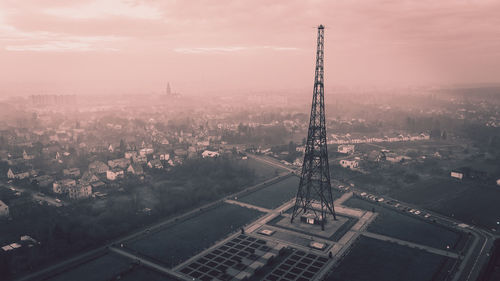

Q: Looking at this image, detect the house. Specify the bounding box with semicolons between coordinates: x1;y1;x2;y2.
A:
451;171;464;180
88;161;109;174
124;151;137;159
90;181;105;189
147;159;163;169
139;148;154;156
53;179;76;194
127;163;144;175
63;168;81;178
367;150;385;162
132;155;147;164
7;167;30;180
80;171;100;184
187;146;197;159
108;158;130;169
295;146;305;153
158;153;170;161
68;184;92;200
385;153;410;163
106;169;124;181
339;159;359;169
202;150;220;158
174;148;188;157
22;150;34;160
338;145;355;154
0;200;9;217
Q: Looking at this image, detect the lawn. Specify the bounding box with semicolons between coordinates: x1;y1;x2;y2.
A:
45;253;131;281
126;203;263;267
119;266;178;281
325;236;453;281
343;197;463;250
243;157;287;180
392;177;500;230
237;176;300;209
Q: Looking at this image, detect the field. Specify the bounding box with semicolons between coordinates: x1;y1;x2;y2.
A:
243;157;287;180
391;177;500;230
343;197;463;250
325;236;453;281
45;252;132;281
238;176;343;210
126;203;263;267
237;176;300;209
118;266;178;281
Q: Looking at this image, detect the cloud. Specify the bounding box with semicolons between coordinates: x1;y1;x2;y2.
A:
5;42;119;52
42;0;163;20
174;46;300;54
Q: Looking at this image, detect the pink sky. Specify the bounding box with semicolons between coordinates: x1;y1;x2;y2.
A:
1;0;500;96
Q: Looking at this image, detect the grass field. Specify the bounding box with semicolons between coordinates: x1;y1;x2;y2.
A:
391;177;500;230
118;266;178;281
325;236;453;281
344;197;463;250
244;157;287;180
46;253;131;281
238;176;343;210
237;176;300;209
126;203;263;267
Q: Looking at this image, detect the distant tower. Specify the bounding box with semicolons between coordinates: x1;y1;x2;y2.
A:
166;82;171;96
291;25;336;230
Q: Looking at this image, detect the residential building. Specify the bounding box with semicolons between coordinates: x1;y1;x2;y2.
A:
63;168;81;178
7;167;30;180
147;159;163;169
88;161;109;174
367;150;385;162
338;145;355;154
127;163;144;175
339;159;359;169
132;155;147;164
202;150;219;158
53;179;76;194
124;151;137;159
22;150;34;160
106;169;124;181
108;158;130;169
451;171;464;180
68;184;92;200
0;200;9;217
139;148;154;156
80;171;100;184
158;153;170;161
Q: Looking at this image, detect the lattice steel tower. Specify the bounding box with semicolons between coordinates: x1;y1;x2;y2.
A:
291;25;336;230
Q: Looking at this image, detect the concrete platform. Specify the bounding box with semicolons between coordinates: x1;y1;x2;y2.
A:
275;215;349;239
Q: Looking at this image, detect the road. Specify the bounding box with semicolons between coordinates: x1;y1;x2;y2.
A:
246;153;298;173
1;181;64;207
109;247;187;280
363;231;460;258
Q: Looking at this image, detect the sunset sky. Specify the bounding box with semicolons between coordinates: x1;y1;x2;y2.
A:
1;0;499;96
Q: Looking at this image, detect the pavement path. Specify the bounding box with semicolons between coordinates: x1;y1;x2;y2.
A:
363;231;460;258
109;247;189;280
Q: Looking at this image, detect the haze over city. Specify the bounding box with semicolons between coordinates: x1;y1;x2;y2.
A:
1;1;500;281
1;0;500;96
